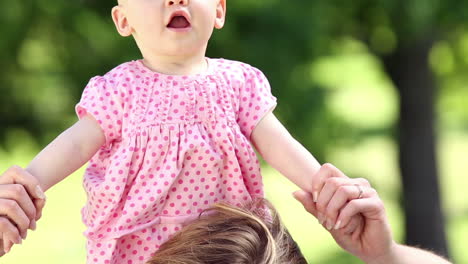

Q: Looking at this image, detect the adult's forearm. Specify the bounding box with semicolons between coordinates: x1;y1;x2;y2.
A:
365;244;452;264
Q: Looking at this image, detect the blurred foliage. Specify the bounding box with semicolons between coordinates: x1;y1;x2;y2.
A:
2;0;468;153
1;0;468;263
1;0;468;156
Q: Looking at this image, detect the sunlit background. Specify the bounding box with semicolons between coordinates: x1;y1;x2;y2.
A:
1;0;467;263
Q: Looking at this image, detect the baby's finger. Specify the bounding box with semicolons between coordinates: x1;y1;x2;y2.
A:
311;163;347;203
0;198;31;237
292;190;318;217
0;184;37;227
0;166;46;202
34;198;46;221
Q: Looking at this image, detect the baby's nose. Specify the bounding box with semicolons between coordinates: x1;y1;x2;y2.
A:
166;0;188;6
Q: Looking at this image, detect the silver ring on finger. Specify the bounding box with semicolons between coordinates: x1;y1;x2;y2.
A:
354;184;364;199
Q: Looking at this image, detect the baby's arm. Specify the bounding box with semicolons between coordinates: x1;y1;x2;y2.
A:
252;113;369;234
0;113;104;254
250;111;321;194
26;113;105;191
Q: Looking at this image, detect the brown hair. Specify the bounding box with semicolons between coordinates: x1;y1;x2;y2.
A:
147;199;307;264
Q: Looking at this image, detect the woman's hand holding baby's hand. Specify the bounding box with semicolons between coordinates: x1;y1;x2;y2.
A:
295;163;394;262
0;165;46;256
308;163;366;233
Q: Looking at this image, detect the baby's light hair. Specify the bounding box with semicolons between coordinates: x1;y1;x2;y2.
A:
147;199;307;264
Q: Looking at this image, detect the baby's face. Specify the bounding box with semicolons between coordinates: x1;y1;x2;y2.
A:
113;0;226;58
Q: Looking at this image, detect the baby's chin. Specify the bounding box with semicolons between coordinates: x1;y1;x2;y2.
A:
149;38;210;57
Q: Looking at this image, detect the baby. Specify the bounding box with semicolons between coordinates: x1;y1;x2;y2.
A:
0;0;352;263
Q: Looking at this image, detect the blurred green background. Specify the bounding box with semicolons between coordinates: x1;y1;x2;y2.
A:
1;0;467;263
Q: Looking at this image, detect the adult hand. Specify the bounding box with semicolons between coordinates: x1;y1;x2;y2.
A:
295;164;394;262
0;165;46;255
311;163;366;231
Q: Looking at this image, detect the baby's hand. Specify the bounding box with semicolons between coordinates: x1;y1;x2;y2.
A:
0;166;46;255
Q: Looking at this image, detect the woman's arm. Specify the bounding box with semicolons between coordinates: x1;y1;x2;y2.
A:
26;114;105;191
293;166;452;264
368;244;452;264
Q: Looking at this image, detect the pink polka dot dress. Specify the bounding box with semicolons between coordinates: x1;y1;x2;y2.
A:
75;58;277;264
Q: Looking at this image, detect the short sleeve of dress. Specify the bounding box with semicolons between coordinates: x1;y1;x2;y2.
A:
75;76;123;148
236;66;277;140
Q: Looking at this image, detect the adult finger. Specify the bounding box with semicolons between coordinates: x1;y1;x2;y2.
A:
0;166;46;201
0;166;46;221
311;163;347;203
353;177;372;188
2;235;15;254
316;177;358;225
0;237;4;256
0;184;37;231
322;184;364;230
1;236;4;256
0;199;31;238
334;190;383;230
341;215;362;234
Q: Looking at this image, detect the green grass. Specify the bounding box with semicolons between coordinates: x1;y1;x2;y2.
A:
0;133;467;263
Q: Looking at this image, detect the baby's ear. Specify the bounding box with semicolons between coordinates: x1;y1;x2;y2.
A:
214;0;226;29
111;5;132;37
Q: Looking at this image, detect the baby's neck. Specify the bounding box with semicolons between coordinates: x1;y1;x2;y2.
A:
141;54;208;76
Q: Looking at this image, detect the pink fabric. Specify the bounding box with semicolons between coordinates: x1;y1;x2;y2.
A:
75;58;277;263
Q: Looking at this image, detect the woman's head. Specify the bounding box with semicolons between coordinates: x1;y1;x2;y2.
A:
111;0;226;58
147;199;307;264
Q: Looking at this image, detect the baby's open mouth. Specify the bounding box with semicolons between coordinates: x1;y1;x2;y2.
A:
167;16;191;28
